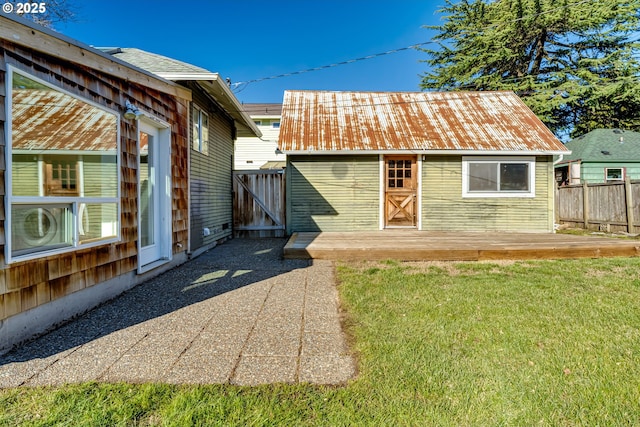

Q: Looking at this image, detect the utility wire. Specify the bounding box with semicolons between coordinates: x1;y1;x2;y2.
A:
232;0;605;93
231;42;433;92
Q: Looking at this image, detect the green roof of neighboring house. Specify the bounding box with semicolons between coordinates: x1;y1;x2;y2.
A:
562;129;640;163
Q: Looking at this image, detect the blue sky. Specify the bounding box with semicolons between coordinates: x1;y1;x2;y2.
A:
57;1;443;104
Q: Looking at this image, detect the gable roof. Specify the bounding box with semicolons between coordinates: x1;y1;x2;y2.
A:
279;90;568;154
560;129;640;163
103;48;261;138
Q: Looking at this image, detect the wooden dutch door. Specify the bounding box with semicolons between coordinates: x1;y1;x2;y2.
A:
385;156;417;227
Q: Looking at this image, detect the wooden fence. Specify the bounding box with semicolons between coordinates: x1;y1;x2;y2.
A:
233;170;286;237
556;178;640;234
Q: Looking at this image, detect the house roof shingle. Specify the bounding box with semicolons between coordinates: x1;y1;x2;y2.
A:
100;48;211;76
102;48;261;138
278;90;568;154
561;129;640;162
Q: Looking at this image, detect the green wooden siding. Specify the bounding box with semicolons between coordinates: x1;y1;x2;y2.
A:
580;162;640;183
189;93;234;251
421;156;554;232
287;155;380;232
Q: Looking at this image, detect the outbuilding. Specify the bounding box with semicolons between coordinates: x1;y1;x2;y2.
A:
279;90;569;234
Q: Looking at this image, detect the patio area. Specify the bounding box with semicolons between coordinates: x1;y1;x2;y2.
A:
284;231;640;261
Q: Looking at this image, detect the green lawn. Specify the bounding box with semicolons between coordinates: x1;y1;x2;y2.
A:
2;257;640;426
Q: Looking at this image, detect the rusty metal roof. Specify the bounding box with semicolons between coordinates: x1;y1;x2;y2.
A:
12;89;118;152
279;90;568;154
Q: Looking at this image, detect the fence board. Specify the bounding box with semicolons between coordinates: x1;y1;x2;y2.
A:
557;179;640;233
233;170;286;237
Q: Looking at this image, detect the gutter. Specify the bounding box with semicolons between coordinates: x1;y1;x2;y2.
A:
282;149;572;156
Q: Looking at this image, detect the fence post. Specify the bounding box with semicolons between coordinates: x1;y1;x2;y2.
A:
625;177;635;233
582;181;589;229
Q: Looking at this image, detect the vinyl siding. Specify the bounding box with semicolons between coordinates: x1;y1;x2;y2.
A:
421;156;554;232
287;155;379;232
580;162;640;183
189;90;234;252
234;121;285;170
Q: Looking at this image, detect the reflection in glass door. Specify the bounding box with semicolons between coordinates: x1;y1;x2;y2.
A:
139;122;161;266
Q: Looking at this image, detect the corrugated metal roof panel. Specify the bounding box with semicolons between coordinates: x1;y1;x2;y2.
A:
279;90;568;154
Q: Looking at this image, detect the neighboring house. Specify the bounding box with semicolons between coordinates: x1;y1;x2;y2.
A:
0;15;194;352
102;48;262;257
554;129;640;185
279;90;569;234
234;103;286;170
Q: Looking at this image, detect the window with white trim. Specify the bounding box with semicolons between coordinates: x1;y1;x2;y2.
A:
605;167;624;182
7;68;120;262
462;157;536;198
192;105;209;155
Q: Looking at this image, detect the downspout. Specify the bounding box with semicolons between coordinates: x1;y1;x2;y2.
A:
552;154;564;233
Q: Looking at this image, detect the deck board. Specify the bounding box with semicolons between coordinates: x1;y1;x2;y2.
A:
283;231;640;261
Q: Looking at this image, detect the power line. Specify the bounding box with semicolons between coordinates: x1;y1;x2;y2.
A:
232;0;607;93
231;42;433;92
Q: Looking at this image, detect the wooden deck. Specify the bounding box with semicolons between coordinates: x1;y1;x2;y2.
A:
284;231;640;261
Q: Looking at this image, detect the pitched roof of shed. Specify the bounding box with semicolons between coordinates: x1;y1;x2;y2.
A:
561;129;640;163
279;90;568;154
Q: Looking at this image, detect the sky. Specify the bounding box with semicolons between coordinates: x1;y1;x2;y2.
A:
56;0;444;105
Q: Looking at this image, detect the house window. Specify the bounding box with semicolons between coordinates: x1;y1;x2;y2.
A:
254;120;262;126
192;105;209;155
272;121;280;129
462;157;535;198
7;68;120;262
605;167;624;182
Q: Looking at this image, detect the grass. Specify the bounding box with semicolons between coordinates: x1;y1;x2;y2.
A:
2;257;640;426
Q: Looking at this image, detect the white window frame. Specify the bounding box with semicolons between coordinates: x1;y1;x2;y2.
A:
192;105;209;155
462;156;536;198
605;167;625;182
5;66;121;264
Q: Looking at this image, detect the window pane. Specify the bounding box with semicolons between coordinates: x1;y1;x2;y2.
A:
12;74;117;198
500;163;529;191
192;109;201;151
83;155;118;197
79;203;118;243
11;205;73;256
469;163;497;192
201;112;209;155
10;71;119;259
606;168;623;180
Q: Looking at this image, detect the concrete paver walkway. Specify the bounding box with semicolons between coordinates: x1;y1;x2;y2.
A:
0;239;355;387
